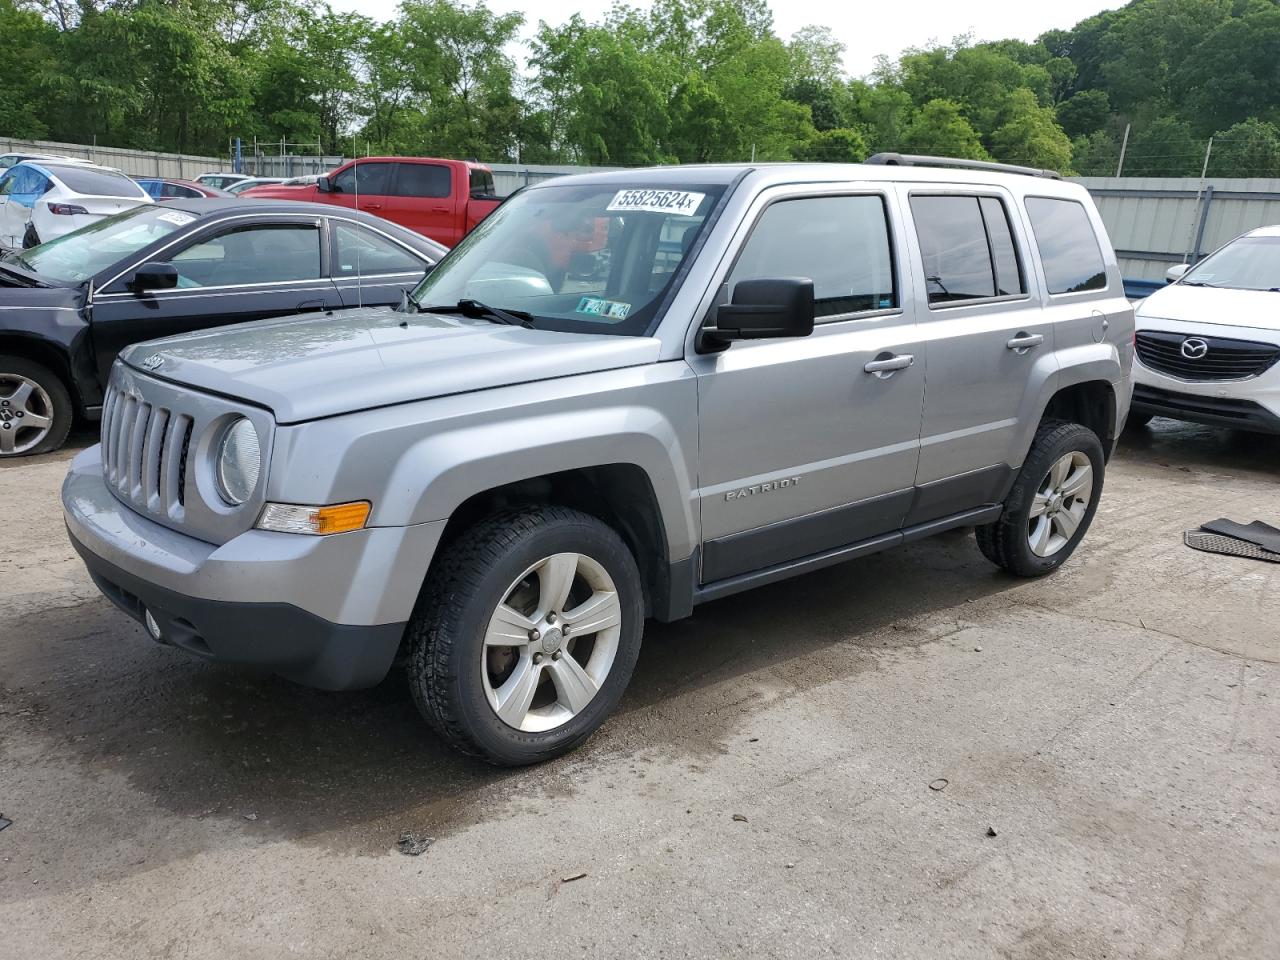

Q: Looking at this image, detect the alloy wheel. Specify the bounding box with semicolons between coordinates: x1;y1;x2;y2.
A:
1027;450;1094;558
481;552;623;732
0;374;55;456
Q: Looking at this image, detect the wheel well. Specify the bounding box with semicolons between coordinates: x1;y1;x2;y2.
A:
0;336;82;412
435;464;671;618
1042;380;1116;459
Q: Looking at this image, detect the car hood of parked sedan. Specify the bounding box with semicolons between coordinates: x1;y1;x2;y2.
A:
120;306;662;423
1136;282;1280;332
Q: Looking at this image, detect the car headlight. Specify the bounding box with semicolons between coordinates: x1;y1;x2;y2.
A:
215;417;261;505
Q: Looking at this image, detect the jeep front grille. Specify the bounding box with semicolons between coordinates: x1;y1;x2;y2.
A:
101;382;194;521
1136;330;1280;382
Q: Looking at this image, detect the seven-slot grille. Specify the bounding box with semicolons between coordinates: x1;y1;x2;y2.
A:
1136;330;1280;381
100;382;194;518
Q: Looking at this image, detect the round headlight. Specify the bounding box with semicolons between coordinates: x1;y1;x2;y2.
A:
215;418;261;505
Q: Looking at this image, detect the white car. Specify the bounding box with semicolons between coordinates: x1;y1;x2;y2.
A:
0;152;101;171
0;160;152;249
195;172;250;191
1132;226;1280;434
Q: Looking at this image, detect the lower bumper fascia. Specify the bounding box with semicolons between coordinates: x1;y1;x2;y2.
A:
70;529;406;691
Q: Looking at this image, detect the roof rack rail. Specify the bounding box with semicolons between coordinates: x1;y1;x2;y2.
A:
864;153;1062;180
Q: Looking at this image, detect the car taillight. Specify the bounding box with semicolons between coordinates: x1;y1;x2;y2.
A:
48;203;89;215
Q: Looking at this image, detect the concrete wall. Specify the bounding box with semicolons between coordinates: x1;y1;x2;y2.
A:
1;137;224;180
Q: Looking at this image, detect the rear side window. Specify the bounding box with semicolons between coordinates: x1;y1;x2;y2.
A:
331;162;395;195
1025;197;1107;294
332;221;426;275
469;168;496;197
49;166;146;199
728;195;896;318
396;163;451;198
910;195;1026;304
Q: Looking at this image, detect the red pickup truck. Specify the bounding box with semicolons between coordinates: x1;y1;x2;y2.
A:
243;157;501;247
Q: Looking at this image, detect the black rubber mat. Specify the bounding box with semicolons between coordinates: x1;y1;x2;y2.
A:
1201;518;1280;553
1184;530;1280;563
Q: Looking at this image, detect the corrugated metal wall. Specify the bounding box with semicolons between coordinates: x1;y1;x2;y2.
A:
1;137;223;180
486;163;624;196
1073;176;1280;281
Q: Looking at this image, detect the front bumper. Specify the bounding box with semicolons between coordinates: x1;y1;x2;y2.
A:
63;445;446;690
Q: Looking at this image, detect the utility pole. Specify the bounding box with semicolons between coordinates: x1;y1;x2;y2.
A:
1200;137;1214;179
1114;123;1131;177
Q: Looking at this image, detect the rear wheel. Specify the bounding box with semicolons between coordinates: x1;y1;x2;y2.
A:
407;506;645;765
976;420;1104;577
0;356;73;457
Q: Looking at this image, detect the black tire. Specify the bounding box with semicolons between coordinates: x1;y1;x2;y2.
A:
22;223;40;249
976;420;1105;577
407;505;645;766
1125;410;1155;429
0;354;74;457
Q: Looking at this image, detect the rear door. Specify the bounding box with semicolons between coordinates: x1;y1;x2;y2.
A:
89;215;337;384
688;187;926;583
901;188;1054;521
385;161;455;243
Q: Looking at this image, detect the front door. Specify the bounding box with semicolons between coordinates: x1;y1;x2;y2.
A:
326;161;396;221
688;189;926;583
90;217;338;384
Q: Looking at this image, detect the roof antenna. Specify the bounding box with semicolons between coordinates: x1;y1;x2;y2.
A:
352;145;363;310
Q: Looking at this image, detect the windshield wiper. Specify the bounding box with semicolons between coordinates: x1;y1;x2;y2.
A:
1179;280;1218;288
421;298;536;329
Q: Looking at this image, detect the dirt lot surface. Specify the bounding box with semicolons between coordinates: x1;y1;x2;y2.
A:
2;421;1278;960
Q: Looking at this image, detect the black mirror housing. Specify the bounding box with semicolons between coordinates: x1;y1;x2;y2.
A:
131;262;179;292
704;278;815;348
316;176;332;193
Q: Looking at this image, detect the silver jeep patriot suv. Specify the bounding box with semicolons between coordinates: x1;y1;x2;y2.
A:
64;155;1134;765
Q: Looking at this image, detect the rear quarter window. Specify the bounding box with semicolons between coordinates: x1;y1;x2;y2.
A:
1025;197;1107;294
49;167;148;199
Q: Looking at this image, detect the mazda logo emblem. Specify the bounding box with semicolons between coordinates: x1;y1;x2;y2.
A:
1180;338;1209;360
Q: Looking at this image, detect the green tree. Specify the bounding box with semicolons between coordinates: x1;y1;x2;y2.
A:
1208;119;1280;178
899;99;988;159
1056;89;1110;139
1125;116;1205;177
794;127;867;163
989;88;1073;171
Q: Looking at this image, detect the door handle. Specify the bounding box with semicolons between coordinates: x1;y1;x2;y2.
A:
1006;333;1044;351
297;299;327;312
863;353;915;377
359;202;383;211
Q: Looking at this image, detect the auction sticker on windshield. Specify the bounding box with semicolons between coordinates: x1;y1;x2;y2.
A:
576;296;631;319
607;190;705;215
156;211;197;227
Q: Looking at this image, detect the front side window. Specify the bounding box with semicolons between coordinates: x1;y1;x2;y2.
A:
410;182;725;335
333;221;426;275
331;162;395;196
396;163;451;198
169;222;321;287
1025;197;1107;294
728;195;897;318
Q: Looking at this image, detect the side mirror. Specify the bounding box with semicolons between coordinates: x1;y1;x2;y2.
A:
703;278;815;349
131;262;179;292
316;176;332;193
1166;263;1190;284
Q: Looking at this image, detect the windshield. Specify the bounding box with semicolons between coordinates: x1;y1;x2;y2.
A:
1182;236;1280;291
410;182;725;335
18;205;198;283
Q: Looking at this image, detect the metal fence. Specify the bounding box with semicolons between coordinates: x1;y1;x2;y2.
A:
1;137;224;179
486;163;623;196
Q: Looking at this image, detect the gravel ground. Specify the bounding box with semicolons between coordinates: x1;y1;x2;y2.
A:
1;420;1277;960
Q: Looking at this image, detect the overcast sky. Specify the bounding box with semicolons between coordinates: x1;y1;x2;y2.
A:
329;0;1122;78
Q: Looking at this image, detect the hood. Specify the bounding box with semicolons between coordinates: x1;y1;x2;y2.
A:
1136;282;1280;332
121;307;662;423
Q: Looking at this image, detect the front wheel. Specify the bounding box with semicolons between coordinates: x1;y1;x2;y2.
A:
0;356;73;457
976;420;1105;577
407;506;645;765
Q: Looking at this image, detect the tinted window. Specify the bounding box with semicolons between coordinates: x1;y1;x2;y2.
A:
1025;197;1107;294
333;221;426;276
48;166;146;199
728;195;896;318
170;223;321;287
911;196;997;303
331;162;395;195
396;163;451;198
979;197;1025;296
161;182;201;199
469;168;496;196
0;170;17;196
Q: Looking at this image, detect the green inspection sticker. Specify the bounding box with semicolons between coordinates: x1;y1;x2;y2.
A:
575;296;632;319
